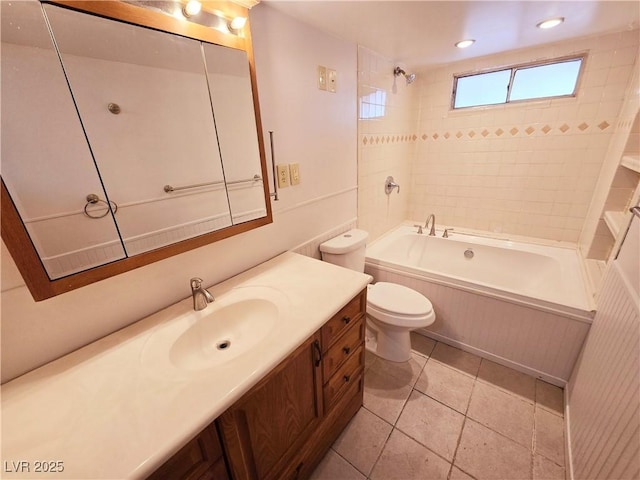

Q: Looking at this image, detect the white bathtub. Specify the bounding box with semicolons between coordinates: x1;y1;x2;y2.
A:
365;224;594;386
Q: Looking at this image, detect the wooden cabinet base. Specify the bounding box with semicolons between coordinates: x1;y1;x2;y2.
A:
281;373;363;480
147;423;229;480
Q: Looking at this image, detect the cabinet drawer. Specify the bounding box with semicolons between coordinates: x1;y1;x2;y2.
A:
321;290;366;351
324;345;364;411
323;318;363;382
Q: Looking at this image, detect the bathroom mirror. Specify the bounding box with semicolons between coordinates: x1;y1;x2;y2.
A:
1;0;272;301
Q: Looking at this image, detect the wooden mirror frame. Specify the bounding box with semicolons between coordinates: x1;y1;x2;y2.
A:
1;0;272;301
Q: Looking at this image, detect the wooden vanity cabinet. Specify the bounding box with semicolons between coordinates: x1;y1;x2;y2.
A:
149;289;367;480
147;423;229;480
217;331;324;480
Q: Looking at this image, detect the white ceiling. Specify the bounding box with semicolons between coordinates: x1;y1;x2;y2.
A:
261;1;640;70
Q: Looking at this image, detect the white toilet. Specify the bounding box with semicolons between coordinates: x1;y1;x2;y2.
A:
320;229;435;362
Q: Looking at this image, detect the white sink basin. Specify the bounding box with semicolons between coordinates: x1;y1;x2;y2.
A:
170;299;277;371
140;286;289;376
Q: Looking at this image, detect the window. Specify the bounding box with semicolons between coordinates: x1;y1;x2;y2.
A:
452;56;584;109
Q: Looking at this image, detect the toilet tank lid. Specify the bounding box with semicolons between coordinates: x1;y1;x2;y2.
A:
319;229;368;254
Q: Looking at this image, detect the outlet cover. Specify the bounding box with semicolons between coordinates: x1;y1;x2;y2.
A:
289;163;300;185
328;69;336;93
276;164;290;188
318;66;327;91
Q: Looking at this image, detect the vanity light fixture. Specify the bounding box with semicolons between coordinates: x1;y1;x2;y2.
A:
455;39;475;49
228;16;247;32
537;17;564;29
183;0;202;17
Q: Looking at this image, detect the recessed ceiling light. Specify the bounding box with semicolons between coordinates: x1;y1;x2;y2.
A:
455;39;475;49
537;17;564;29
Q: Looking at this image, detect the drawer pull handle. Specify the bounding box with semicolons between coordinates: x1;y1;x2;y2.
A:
343;375;351;383
343;346;351;355
313;340;322;367
342;316;351;324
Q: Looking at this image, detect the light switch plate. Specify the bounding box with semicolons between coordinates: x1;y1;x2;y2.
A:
318;66;327;91
327;69;336;93
289;163;300;185
276;164;290;188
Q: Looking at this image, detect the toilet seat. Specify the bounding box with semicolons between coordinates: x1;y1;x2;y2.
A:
367;282;435;328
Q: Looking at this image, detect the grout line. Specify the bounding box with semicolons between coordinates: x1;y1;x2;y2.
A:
448;377;480;479
328;445;368;479
349;343;566;479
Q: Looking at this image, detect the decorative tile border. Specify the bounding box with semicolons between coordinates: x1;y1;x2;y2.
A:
362;134;417;145
361;119;613;146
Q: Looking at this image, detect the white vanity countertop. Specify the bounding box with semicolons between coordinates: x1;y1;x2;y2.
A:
1;252;371;479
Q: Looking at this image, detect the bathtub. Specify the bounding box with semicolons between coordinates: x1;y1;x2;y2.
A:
365;224;594;386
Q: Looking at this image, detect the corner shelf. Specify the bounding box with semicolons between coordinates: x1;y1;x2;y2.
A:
621;154;640;174
603;210;627;237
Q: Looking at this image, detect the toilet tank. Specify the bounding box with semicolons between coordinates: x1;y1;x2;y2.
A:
319;229;368;272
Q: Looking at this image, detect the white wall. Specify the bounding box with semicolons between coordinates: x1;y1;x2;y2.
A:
357;46;419;240
566;216;639;479
580;55;640;260
0;4;358;384
409;30;638;242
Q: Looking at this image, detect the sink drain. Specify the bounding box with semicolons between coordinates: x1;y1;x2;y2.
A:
216;340;231;350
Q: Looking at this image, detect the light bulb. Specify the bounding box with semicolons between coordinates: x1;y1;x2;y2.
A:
229;16;247;31
183;0;202;17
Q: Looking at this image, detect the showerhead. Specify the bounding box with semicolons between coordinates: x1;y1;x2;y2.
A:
394;66;416;85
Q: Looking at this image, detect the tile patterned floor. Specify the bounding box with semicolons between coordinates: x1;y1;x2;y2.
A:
311;333;566;480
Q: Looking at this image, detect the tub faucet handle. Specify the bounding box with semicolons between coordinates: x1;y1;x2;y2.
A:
384;176;400;195
413;224;423;234
443;228;454;238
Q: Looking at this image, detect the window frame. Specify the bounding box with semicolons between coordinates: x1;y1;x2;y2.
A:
451;54;587;110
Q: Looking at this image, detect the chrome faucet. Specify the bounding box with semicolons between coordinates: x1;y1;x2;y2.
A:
190;277;214;311
424;214;436;236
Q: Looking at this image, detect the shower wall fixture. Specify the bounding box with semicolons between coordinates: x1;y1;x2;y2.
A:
393;66;416;85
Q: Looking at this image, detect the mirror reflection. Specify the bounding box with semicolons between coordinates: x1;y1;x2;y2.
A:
1;1;126;279
1;1;268;281
203;43;266;223
44;4;233;257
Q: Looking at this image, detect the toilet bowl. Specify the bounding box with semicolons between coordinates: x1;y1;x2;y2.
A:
319;229;436;362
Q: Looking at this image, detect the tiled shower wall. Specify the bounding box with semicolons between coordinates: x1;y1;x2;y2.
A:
406;30;639;242
357;46;418;241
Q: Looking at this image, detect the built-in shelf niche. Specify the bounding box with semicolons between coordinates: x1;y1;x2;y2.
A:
590;111;640;262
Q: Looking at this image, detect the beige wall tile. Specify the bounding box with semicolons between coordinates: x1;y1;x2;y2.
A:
407;32;639;244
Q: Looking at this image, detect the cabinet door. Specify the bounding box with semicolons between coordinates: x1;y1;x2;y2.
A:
217;332;323;480
147;424;228;480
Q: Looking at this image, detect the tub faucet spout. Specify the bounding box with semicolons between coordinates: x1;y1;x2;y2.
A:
190;277;215;311
424;214;436;236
